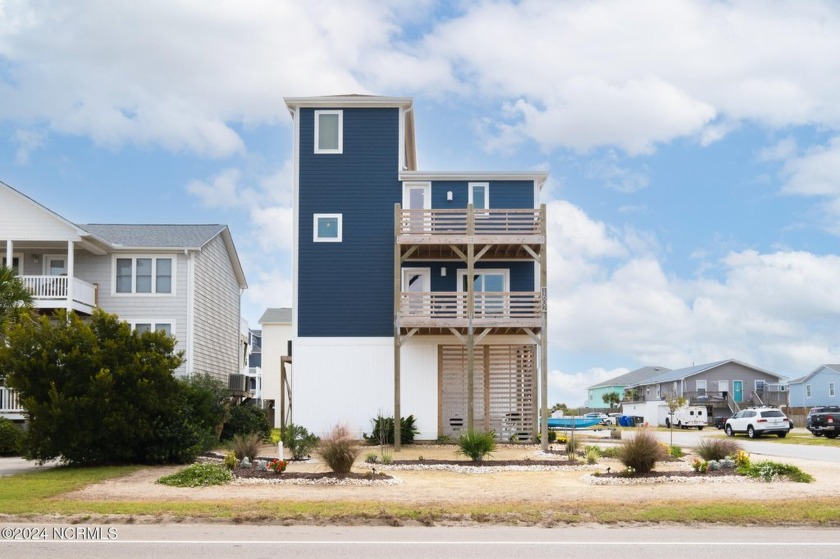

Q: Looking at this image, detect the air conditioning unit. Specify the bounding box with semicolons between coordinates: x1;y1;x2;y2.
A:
228;374;247;393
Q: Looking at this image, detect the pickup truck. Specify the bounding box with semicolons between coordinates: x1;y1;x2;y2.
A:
807;406;840;438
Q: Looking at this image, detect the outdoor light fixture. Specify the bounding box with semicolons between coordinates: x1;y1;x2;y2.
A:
446;191;453;202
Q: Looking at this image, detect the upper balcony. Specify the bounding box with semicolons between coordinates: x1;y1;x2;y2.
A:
399;291;544;331
21;275;97;315
396;206;545;258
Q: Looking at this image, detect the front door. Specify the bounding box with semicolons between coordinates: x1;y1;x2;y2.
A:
402;268;430;315
403;182;431;233
733;380;743;403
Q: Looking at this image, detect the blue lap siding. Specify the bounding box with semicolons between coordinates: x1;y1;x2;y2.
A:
298;107;401;337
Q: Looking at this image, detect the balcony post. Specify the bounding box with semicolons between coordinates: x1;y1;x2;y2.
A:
67;240;75;311
539;204;549;450
4;240;11;269
466;214;475;432
393;203;402;451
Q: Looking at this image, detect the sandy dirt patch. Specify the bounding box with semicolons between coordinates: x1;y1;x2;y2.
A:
67;441;840;507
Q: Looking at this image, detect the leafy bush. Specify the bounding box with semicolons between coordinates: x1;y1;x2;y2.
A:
156;463;232;487
535;430;557;444
231;433;262;461
364;452;379;464
0;310;226;465
223;450;237;471
696;438;741;462
0;418;23;456
738;460;813;483
585;447;599;464
667;444;684;458
281;423;320;460
616;428;666;474
317;424;361;474
456;430;496;462
221;405;270;441
599;446;620;459
363;414;418;445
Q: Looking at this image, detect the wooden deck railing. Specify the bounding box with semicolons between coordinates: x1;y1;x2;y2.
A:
398;208;542;236
399;291;542;320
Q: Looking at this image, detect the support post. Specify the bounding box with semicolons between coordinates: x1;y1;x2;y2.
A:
539;204;549;451
393;204;403;451
466;204;475;432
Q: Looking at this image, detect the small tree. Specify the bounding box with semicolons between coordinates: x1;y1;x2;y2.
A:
664;394;687;449
602;392;621;410
1;309;219;465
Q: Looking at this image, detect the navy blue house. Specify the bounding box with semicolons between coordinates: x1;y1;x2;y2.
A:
284;96;549;447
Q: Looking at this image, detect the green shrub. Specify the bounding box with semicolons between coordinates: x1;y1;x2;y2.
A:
156;463;232;487
456;430;496;462
364;452;379;464
317;424;361;474
231;433;262;461
223;450;237;471
221;405;270;441
363;414;418;445
616;428;666;474
696;438;741;462
738;460;814;483
566;436;578;455
535;430;557;444
599;446;620;459
585;447;599;464
381;452;393;465
0;418;23;456
281;423;320;460
668;444;684;458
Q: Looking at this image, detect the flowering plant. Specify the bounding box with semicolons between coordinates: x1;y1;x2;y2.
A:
268;458;288;474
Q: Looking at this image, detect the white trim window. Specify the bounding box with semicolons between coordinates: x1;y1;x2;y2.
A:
2;253;23;273
468;182;489;211
313;214;343;242
314;110;343;154
806;384;812;398
129;320;175;337
695;379;707;394
457;268;509;316
830;382;836;398
115;256;174;294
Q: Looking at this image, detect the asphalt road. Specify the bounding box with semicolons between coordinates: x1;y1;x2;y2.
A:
649;427;840;462
2;524;839;559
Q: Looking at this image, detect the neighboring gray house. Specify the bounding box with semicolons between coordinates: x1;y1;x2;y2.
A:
586;366;671;410
622;359;788;426
788;365;840;408
1;180;247;419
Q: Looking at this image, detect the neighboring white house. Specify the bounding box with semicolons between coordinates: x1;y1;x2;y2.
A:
0;180;248;419
258;308;292;428
788;365;840;408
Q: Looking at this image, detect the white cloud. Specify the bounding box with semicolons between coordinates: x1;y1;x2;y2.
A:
12;128;45;164
586;152;650;193
186;168;257;209
549;367;629;408
250;206;294;252
781;137;840;198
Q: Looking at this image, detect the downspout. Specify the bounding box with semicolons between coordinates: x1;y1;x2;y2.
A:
185;248;195;378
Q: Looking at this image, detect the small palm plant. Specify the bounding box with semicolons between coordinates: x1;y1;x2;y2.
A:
456;430;496;462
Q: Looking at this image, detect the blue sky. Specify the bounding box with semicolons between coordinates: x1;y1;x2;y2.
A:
2;0;840;407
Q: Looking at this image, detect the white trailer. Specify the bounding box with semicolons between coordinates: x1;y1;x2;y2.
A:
665;405;707;430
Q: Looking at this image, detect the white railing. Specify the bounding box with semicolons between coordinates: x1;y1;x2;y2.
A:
400;291;542;321
398;208;542;236
0;386;22;413
20;275;96;308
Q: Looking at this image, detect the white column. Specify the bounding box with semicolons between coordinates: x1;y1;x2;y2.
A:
67;240;75;311
5;240;12;269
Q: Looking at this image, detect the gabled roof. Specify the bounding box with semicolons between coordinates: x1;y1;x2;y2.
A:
80;224;227;249
788;364;840;386
628;358;786;387
259;307;292;324
587;366;671;390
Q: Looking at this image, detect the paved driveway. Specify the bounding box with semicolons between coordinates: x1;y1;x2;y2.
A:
0;456;56;476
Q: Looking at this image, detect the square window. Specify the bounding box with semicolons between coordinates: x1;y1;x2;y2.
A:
315;110;342;153
314;214;343;242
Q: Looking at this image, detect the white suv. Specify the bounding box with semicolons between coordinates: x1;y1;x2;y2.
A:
724;408;790;438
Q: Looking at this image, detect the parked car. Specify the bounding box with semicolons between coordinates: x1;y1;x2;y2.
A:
714;416;730;430
807;406;840;438
724;407;791;438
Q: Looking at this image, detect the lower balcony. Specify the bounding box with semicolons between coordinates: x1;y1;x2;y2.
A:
22;275;97;315
0;386;24;420
399;291;543;329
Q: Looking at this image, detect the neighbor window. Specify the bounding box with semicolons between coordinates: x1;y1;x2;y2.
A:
313;214;343;242
131;321;173;337
806;384;812;398
314;110;342;153
830;383;836;398
115;257;174;294
695;379;707;394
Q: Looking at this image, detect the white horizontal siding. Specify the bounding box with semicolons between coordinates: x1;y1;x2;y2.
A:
0;188;82;241
261;322;292;425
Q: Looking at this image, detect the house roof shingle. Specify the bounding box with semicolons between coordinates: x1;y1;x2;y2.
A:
588;366;672;390
79;224;227;249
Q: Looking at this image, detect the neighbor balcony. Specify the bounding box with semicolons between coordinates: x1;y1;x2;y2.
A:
21;275;97;315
